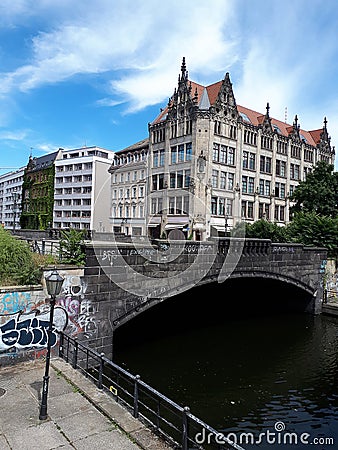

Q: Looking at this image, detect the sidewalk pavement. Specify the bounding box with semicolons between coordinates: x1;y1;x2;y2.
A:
322;296;338;317
0;357;174;450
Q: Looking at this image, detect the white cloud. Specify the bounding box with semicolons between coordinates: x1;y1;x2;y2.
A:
0;129;28;141
0;0;337;166
0;0;238;108
35;143;60;154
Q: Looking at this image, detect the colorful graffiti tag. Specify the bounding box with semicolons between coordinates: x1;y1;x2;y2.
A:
56;274;98;338
0;268;97;361
0;308;67;351
0;291;44;315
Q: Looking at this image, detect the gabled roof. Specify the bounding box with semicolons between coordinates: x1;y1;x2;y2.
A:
308;129;323;144
237;105;317;146
206;80;223;105
26;151;60;173
115;138;149;155
152;73;326;148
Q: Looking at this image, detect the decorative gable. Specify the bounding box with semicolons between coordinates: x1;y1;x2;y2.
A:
287;115;301;142
167;57;196;121
213;72;238;119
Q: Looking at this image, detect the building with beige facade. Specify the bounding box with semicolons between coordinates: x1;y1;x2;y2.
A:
109;139;148;236
144;58;334;240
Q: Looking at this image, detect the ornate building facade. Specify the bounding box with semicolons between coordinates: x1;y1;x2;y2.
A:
145;58;335;240
109;139;148;236
108;59;335;240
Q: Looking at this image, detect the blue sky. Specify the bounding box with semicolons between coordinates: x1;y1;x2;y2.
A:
1;0;338;175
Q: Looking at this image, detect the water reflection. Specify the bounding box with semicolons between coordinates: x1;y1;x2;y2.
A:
114;279;338;449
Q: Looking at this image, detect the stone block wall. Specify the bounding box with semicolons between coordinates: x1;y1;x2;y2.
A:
0;266;86;366
1;239;326;365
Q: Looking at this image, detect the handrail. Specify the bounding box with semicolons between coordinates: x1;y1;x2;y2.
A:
58;332;244;450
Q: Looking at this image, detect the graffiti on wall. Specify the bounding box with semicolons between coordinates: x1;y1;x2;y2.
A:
0;291;45;316
0;269;98;360
326;272;338;298
56;273;98;338
0;284;68;358
0;308;67;351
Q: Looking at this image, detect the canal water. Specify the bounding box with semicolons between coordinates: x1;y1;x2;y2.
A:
114;278;338;449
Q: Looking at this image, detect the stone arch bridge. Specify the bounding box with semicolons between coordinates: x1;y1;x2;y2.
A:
81;238;327;357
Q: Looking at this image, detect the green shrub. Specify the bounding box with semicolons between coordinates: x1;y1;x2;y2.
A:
59;228;86;265
0;228;41;285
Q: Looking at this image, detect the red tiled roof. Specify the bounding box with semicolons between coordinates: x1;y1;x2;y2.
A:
152;78;322;147
309;129;322;145
237;105;317;146
206;80;223;105
190;81;205;100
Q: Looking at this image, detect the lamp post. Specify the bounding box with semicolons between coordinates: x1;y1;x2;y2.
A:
12;192;19;232
224;212;229;237
39;268;64;420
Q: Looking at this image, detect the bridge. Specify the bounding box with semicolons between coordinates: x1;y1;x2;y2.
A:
81;238;327;358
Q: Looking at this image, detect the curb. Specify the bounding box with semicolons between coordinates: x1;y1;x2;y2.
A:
51;357;174;450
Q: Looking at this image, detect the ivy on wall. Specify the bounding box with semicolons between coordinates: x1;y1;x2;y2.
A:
20;165;55;230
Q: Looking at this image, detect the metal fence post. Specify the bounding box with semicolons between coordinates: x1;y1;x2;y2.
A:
72;338;78;369
58;332;64;358
133;375;141;418
98;353;104;389
182;406;190;450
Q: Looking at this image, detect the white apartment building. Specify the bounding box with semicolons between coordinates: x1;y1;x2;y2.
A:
0;168;25;230
53;147;115;231
109;139;148;236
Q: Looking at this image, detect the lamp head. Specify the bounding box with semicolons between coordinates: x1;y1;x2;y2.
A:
45;269;64;297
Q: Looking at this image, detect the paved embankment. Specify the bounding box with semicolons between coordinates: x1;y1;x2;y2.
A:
0;357;173;450
322;297;338;317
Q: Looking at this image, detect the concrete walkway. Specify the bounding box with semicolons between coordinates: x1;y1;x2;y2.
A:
0;357;173;450
322;296;338;317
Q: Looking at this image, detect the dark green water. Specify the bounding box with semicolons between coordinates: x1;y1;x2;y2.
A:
114;279;338;449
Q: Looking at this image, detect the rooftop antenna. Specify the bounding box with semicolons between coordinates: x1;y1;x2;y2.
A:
284;107;288;123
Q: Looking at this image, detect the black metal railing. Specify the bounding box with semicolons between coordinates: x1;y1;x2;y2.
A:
58;333;244;450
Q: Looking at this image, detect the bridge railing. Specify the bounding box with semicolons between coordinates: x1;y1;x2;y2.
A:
58;332;244;450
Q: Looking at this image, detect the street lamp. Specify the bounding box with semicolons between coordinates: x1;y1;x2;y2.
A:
225;212;229;236
39;268;64;420
12;192;19;232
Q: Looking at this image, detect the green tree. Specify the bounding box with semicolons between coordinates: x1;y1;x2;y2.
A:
59;228;86;265
244;219;289;242
290;160;338;217
285;212;338;257
0;227;41;285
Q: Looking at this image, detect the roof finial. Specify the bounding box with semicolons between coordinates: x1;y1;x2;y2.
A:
324;116;327;129
193;87;198;104
181;56;186;74
266;102;270;117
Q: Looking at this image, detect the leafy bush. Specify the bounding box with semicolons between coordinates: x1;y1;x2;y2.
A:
244;219;289;242
0;227;42;286
59;228;86;265
31;252;58;268
285;212;338;257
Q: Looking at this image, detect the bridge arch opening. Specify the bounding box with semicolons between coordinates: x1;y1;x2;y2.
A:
114;276;314;352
